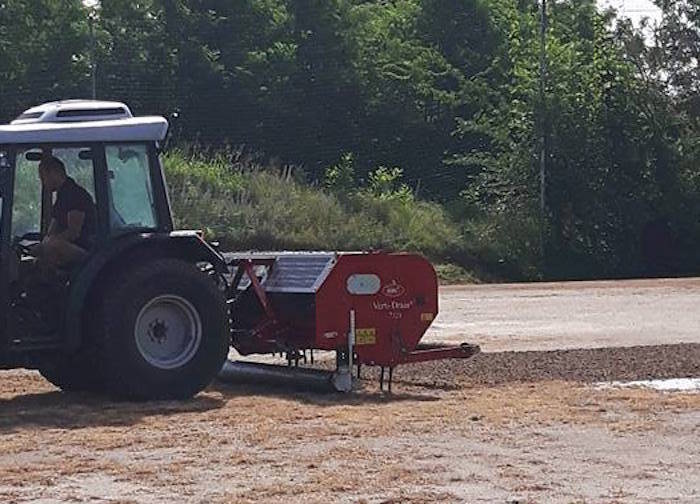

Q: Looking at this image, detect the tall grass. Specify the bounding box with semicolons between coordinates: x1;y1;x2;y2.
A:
163;150;463;263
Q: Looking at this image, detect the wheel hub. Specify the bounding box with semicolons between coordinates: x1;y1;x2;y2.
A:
148;319;169;344
135;295;203;370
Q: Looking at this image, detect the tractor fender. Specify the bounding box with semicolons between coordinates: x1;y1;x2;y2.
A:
64;231;227;351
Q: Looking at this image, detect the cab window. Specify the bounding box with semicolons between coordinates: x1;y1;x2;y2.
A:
12;150;42;238
105;144;158;231
11;147;96;240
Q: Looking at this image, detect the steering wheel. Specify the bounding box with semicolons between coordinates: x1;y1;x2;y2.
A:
13;232;42;256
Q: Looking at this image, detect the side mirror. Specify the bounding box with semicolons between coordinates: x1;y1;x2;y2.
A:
158;110;179;154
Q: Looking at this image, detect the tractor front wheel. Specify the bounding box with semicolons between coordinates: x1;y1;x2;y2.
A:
98;259;229;400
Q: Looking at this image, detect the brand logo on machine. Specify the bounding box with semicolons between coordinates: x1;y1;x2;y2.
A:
372;300;413;311
381;279;406;298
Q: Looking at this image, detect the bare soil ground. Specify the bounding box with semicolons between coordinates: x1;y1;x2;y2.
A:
2;278;700;503
430;277;700;352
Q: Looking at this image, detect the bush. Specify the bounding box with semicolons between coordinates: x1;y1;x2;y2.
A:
163;151;464;265
461;211;542;280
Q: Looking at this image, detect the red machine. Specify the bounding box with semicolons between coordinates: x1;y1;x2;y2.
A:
219;252;479;391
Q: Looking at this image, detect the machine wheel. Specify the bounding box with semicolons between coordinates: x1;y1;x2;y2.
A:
97;259;229;400
38;353;103;393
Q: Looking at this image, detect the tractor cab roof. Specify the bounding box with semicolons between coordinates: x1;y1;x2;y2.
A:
12;100;134;124
0;100;168;145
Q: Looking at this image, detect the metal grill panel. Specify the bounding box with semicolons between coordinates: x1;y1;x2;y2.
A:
264;254;336;293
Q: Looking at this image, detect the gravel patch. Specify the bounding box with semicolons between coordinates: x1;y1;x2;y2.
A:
382;343;700;389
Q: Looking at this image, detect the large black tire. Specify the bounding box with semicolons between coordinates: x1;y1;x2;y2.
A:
39;296;104;393
38;353;103;393
97;258;229;400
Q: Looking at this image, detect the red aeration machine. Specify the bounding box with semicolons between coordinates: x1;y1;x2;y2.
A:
219;251;479;391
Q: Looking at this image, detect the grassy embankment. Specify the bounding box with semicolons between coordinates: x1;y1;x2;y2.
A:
163;151;479;284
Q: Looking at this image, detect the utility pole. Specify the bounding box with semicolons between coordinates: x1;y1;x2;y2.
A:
539;0;548;261
87;3;98;100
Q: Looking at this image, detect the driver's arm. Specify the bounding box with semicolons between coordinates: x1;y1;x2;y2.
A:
46;218;58;237
54;210;86;243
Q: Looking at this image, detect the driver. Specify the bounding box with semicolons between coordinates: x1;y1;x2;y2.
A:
35;155;96;269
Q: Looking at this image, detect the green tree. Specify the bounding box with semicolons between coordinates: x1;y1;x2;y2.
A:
454;0;684;278
97;0;177;115
0;0;90;121
650;0;700;118
347;0;499;197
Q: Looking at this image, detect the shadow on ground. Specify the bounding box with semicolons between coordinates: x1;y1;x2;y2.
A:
0;373;438;433
210;379;440;404
2;343;698;432
0;389;224;433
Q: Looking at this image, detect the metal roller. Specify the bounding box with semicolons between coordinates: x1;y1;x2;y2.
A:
217;360;338;392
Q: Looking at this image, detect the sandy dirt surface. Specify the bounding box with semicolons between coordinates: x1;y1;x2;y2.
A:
430;277;700;352
2;278;700;503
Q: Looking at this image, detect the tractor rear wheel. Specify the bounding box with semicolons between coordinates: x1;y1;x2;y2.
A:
98;259;229;400
39;294;103;393
38;353;102;393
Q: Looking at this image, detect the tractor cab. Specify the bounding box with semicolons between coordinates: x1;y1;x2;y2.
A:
1;100;172;245
0;101;173;342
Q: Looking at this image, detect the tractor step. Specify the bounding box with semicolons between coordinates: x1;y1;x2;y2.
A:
7;337;62;352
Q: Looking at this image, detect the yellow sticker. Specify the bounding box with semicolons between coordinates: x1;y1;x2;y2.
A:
421;312;434;322
355;328;377;345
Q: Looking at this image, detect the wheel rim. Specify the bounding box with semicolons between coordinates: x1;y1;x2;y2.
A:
134;295;203;370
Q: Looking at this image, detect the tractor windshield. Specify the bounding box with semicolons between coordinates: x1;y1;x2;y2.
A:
105;143;158;231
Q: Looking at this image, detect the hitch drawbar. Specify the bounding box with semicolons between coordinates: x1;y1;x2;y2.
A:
217;252;480;392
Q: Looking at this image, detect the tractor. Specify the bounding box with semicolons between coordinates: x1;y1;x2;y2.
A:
0;100;478;400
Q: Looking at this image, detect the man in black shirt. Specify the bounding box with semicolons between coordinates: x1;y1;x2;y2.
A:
36;155;96;268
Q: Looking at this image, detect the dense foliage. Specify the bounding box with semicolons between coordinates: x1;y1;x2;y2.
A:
0;0;698;279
